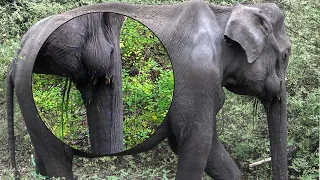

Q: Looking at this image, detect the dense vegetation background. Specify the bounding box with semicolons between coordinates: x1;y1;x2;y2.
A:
0;0;318;179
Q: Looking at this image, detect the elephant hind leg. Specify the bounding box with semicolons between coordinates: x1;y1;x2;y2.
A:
34;143;74;179
167;122;178;154
34;150;47;177
205;132;241;180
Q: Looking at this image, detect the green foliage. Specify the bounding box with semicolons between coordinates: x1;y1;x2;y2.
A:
0;38;19;99
0;0;77;41
32;74;89;150
122;59;173;148
282;1;319;178
120;18;173;148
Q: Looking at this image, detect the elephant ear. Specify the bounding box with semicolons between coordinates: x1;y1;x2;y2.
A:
224;3;272;63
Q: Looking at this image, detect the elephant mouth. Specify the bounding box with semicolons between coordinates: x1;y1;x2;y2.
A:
226;84;283;104
225;82;266;100
261;82;283;104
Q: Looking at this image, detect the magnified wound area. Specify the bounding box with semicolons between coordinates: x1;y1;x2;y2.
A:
32;16;173;152
33;12;124;154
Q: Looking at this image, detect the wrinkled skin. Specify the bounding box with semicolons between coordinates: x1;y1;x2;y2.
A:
6;12;124;178
6;1;291;179
41;13;124;155
33;13;125;155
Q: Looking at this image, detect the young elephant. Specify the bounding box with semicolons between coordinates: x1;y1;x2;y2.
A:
7;0;291;179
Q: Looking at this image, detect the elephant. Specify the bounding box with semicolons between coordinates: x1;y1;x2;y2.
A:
6;0;291;179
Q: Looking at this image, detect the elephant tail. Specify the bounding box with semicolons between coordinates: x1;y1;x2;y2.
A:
6;67;20;179
73;115;170;158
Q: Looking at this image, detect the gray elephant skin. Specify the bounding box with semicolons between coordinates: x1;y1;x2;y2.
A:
6;12;125;177
33;13;125;155
6;0;291;180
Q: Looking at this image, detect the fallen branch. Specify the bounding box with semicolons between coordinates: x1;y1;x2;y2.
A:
249;146;298;169
249;157;272;168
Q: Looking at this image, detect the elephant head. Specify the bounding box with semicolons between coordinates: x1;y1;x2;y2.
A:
223;3;291;178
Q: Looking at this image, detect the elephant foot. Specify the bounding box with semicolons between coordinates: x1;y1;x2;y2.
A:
34;143;74;180
205;166;241;180
35;157;74;180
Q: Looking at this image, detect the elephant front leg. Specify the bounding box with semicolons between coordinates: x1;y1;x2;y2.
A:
174;122;213;180
205;130;241;179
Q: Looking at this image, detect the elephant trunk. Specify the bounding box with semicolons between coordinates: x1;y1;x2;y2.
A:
264;84;288;179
